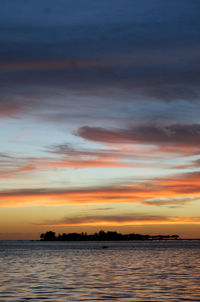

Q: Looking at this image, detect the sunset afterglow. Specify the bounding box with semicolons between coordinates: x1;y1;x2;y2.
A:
1;0;200;239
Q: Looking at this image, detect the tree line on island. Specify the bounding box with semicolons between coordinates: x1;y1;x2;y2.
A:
40;230;180;241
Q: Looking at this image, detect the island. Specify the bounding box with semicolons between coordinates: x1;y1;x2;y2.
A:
40;230;180;241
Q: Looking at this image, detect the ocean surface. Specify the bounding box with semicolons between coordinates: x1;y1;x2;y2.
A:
0;240;200;302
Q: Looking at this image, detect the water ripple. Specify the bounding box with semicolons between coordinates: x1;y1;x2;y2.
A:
0;240;200;301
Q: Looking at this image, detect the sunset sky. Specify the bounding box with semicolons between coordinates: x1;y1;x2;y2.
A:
1;0;200;239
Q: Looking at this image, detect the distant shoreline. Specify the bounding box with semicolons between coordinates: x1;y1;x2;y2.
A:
1;238;200;241
1;238;200;242
40;230;182;241
1;231;200;241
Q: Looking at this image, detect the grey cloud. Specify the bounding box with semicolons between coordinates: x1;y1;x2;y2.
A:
94;207;115;211
48;214;171;225
47;143;142;160
77;123;200;146
1;0;200;107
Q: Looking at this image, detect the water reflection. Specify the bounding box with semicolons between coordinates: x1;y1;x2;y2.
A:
0;241;200;301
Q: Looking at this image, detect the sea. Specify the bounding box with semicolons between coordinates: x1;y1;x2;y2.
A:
0;240;200;301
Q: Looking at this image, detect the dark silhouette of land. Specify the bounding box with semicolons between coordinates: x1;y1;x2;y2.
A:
40;230;180;241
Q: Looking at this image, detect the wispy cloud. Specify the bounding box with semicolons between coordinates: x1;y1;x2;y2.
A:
1;171;200;207
142;196;200;207
0;153;36;180
38;214;200;227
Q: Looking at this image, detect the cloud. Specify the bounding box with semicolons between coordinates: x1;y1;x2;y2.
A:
37;159;134;169
1;171;200;207
77;123;200;148
1;57;184;72
94;207;114;211
2;62;200;105
0;98;28;118
1;1;200;110
38;214;200;227
142;196;200;207
172;158;200;170
43;143;148;168
48;143;129;159
0;58;144;72
0;153;36;180
0;142;151;182
0;90;56;118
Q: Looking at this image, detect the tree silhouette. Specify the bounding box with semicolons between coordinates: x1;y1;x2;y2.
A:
40;230;180;241
40;231;57;241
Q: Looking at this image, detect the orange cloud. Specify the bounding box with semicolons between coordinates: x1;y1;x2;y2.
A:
0;171;200;207
0;164;36;180
39;159;138;169
27;144;149;170
0;145;145;181
39;215;200;227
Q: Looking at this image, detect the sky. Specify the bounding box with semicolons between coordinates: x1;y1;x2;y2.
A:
1;0;200;239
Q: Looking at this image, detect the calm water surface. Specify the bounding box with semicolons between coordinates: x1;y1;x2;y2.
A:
0;240;200;301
